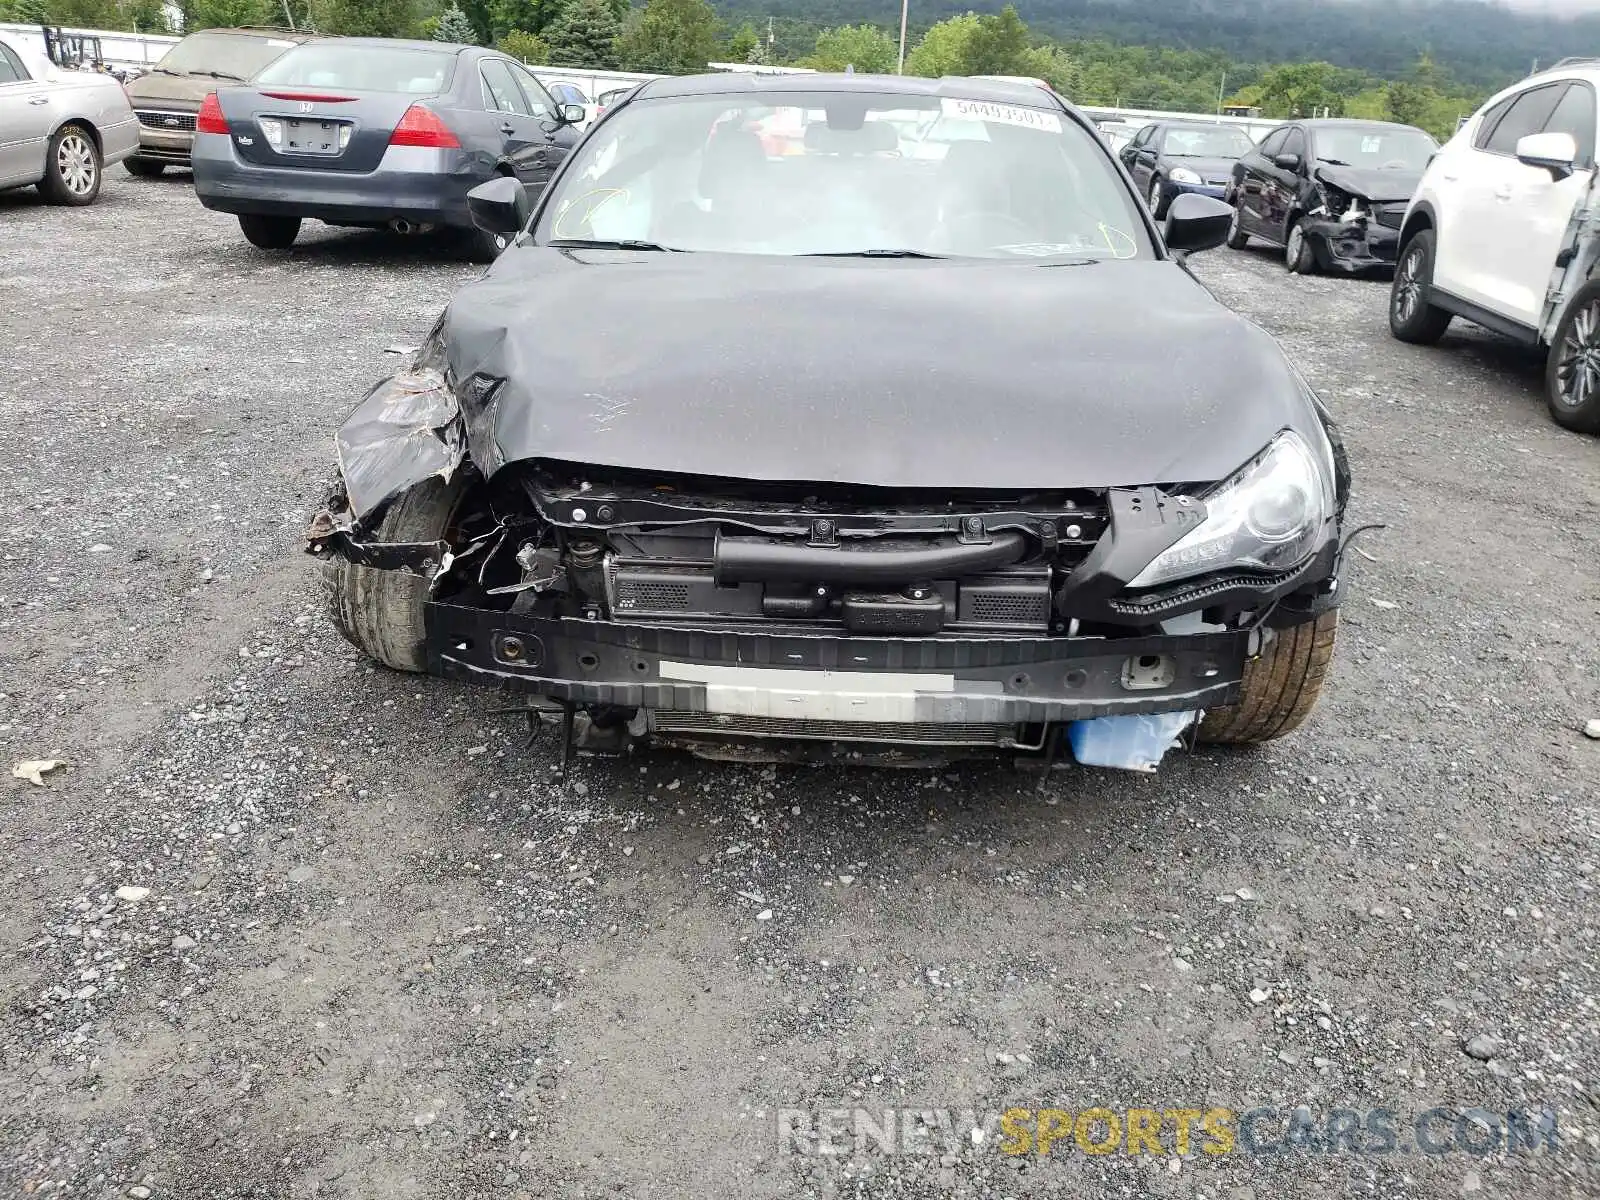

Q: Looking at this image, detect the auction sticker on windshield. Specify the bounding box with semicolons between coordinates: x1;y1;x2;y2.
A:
940;98;1062;132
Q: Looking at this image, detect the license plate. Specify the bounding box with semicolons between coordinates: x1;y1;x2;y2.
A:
283;117;344;155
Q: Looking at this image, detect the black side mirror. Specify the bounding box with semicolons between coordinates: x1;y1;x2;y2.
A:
1164;192;1234;254
1273;152;1302;171
467;176;531;237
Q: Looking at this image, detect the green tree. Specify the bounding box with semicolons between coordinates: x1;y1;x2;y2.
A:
9;0;50;20
498;28;550;62
544;0;619;68
805;23;895;74
1255;61;1347;118
1384;80;1432;127
434;2;478;41
904;12;979;79
322;0;416;36
1018;45;1077;97
615;0;716;74
727;21;758;63
960;4;1029;76
180;0;273;29
491;0;561;39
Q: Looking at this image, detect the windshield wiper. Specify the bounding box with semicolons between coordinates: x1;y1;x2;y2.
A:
1318;157;1351;166
547;237;680;252
803;248;946;259
152;67;183;76
199;70;246;81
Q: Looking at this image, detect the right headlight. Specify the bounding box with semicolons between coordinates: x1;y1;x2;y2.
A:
1169;166;1203;185
1128;430;1333;589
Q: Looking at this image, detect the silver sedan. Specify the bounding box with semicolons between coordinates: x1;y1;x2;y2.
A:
0;33;139;205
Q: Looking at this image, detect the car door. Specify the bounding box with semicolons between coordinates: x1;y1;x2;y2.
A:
508;63;579;181
1477;81;1594;328
1263;126;1306;242
1237;127;1286;234
0;41;52;188
478;57;549;188
1434;82;1566;316
1121;125;1155;190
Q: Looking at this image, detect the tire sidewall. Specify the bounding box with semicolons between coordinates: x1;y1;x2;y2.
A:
1286;221;1313;273
1544;280;1600;432
44;123;101;206
1390;229;1439;338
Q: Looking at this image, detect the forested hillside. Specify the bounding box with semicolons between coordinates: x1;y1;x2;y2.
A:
725;0;1597;88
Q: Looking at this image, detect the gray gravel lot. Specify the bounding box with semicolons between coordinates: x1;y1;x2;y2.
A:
1;174;1597;1200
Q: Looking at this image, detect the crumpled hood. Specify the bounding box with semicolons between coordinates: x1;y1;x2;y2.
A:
442;248;1325;490
1313;164;1422;204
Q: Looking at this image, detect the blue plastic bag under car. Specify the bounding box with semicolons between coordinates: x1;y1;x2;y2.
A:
1067;711;1200;773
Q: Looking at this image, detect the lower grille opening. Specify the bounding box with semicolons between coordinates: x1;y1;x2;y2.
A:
649;711;1022;747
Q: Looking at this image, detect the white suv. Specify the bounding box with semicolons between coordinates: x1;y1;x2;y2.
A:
1389;62;1600;433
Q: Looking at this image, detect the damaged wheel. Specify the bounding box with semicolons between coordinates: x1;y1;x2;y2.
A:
1198;611;1337;744
1546;282;1600;433
239;214;301;250
1284;221;1316;274
1389;229;1452;345
323;476;469;673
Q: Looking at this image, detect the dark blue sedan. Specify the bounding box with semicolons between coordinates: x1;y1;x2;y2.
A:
1118;120;1256;219
190;37;585;259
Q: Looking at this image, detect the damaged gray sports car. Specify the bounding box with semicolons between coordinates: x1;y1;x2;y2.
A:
308;73;1353;771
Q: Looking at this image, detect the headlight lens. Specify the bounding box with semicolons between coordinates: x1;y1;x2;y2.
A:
1169;166;1203;185
1128;431;1332;589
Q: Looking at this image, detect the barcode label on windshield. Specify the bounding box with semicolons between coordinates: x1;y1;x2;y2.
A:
941;98;1062;132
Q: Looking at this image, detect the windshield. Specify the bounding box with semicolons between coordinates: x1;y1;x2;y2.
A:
254;44;456;94
155;31;300;79
536;91;1150;261
1313;125;1437;170
1159;125;1253;158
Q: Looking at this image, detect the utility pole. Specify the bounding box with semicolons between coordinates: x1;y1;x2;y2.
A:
1217;71;1226;117
281;0;297;29
897;0;909;74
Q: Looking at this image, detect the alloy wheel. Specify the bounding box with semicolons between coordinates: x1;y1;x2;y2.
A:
57;132;97;196
1394;245;1424;324
1554;301;1600;410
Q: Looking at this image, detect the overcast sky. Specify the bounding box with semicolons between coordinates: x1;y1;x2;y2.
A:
1495;0;1600;11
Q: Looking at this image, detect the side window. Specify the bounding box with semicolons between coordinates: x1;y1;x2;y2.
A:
1257;128;1288;158
0;45;29;83
1484;84;1563;155
1543;81;1597;165
1473;95;1516;150
1280;127;1306;160
480;59;531;116
510;64;555;119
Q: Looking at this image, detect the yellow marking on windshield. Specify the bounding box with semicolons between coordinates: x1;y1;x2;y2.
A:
553;187;630;239
1098;223;1138;259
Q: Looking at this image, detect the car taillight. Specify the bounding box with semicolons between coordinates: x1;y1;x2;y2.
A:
389;104;460;149
196;92;229;135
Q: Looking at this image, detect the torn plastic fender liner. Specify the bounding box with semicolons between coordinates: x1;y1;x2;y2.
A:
334;362;465;523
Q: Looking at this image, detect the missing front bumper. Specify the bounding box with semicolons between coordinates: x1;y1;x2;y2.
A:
425;602;1253;732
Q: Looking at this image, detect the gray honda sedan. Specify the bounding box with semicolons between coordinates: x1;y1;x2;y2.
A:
190;37;585;260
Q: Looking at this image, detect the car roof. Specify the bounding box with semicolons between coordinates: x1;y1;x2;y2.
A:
302;36;479;53
1296;119;1420;131
635;71;1063;107
192;26;309;38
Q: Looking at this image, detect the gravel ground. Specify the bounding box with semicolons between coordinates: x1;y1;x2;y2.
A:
1;173;1596;1200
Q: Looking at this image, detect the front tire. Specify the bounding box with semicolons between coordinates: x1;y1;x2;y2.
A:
239;213;301;250
1148;175;1168;220
124;156;166;178
38;123;101;205
1198;611;1338;744
1225;201;1250;250
1545;281;1600;433
323;477;469;673
1389;228;1453;345
1285;220;1316;274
